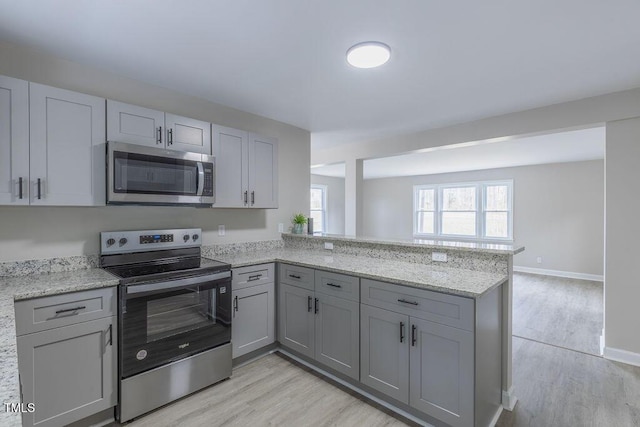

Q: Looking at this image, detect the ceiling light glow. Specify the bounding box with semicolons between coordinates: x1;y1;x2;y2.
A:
346;42;391;68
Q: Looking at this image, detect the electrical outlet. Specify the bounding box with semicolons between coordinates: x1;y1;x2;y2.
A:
324;242;334;250
536;256;542;264
432;252;447;262
218;225;225;236
278;223;284;233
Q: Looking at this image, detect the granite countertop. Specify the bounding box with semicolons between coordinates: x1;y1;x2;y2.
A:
0;269;118;427
284;232;525;255
216;249;508;299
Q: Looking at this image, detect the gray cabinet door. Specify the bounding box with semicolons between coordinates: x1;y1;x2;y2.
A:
17;316;117;427
0;75;29;205
107;100;165;148
314;294;360;380
232;283;275;358
360;304;409;404
278;283;314;358
30;83;106;206
409;317;474;427
165;113;211;154
211;124;248;207
248;133;278;208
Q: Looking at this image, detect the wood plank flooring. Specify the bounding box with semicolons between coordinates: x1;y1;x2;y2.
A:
512;273;603;355
125;352;417;427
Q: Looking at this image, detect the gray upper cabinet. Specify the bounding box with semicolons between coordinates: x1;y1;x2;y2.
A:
0;75;29;205
314;293;360;380
409;317;474;427
232;280;275;359
360;304;410;404
107;100;211;154
30;83;106;206
212;125;278;208
278;282;315;358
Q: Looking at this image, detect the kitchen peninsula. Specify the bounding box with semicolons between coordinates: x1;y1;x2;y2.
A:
0;234;523;427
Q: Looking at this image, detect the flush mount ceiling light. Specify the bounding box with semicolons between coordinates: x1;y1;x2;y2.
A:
346;42;391;68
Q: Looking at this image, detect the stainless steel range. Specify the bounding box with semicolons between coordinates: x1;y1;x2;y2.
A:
99;228;232;422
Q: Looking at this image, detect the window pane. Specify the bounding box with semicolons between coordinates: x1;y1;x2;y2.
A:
442;187;475;210
442;212;476;235
417;188;434;210
310;211;324;233
310;188;323;210
416;212;434;234
486;185;508;210
485;212;508;238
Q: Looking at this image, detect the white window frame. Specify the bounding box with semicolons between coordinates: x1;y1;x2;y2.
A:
310;184;328;233
413;180;513;242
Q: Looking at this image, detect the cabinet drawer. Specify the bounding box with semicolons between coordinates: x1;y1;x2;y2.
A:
314;270;360;302
15;287;117;336
233;263;275;290
360;279;474;331
279;264;314;291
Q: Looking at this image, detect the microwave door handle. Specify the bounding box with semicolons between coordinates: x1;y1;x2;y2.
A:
125;271;231;298
196;162;205;196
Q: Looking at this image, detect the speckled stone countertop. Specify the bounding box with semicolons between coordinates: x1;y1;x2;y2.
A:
0;269;118;427
216;249;507;299
284;233;525;255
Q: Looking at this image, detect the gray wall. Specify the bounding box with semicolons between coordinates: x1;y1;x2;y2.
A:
310;174;345;234
605;117;640;356
0;41;310;262
362;160;604;276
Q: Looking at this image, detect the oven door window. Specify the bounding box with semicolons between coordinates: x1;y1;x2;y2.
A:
147;288;217;342
114;151;198;195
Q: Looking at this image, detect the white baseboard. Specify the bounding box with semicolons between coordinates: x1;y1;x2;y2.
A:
501;386;518;411
513;266;603;282
489;405;504;427
603;346;640;367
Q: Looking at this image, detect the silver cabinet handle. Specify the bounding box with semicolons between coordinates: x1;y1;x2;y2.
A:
37;178;42;200
18;177;23;199
398;298;419;306
325;282;342;288
247;274;262;282
244;191;248;205
400;322;405;343
157;126;162;144
55;305;86;314
251;191;255;206
168;128;173;145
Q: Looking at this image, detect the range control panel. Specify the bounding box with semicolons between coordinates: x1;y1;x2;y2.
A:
100;228;202;255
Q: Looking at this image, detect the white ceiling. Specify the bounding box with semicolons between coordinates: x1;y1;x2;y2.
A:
311;127;605;179
0;1;638;151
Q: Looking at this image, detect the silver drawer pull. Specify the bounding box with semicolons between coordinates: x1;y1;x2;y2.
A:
55;305;86;314
247;274;262;282
397;299;419;306
325;282;342;288
289;274;301;279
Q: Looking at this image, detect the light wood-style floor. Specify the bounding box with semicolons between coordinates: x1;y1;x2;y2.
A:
121;273;640;427
512;273;603;355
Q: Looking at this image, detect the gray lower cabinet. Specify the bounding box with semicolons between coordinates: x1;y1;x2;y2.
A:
232;282;275;358
410;317;474;427
17;316;116;427
314;293;359;379
360;304;409;403
278;283;315;358
278;266;360;381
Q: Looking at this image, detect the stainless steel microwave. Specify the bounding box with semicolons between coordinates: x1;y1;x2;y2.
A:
107;141;215;206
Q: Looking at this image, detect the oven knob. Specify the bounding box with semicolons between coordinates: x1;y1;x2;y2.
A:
119;238;128;246
106;238;116;247
183;234;190;242
192;234;199;241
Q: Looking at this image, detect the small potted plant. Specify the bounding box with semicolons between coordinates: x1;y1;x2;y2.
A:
291;213;308;234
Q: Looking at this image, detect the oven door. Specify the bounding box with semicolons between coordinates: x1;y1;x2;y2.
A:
107;141;215;206
120;271;231;378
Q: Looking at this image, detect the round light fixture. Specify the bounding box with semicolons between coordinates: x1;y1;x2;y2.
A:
346;42;391;69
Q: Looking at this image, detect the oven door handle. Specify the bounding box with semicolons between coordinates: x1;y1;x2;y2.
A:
125;271;231;297
196;162;205;196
